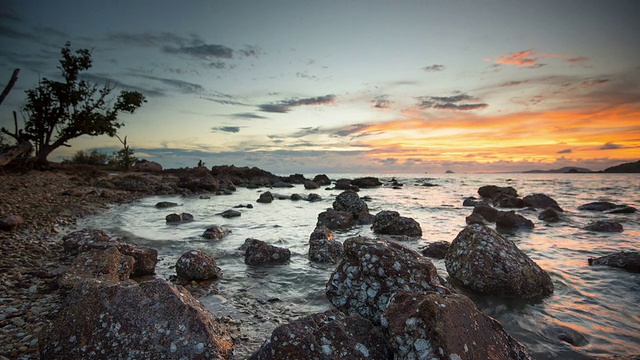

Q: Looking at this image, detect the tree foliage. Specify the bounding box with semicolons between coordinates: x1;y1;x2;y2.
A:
62;149;109;166
12;42;146;164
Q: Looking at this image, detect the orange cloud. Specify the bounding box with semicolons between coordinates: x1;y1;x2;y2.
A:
492;49;583;68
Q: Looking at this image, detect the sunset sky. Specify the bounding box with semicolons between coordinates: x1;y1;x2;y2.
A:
1;0;639;174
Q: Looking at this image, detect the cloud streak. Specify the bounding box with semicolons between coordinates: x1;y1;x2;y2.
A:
416;93;487;111
258;94;336;113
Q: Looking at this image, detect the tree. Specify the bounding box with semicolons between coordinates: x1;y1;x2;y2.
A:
62;149;109;166
108;134;137;170
1;43;146;166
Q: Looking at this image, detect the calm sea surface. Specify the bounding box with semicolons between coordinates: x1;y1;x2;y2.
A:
79;173;640;359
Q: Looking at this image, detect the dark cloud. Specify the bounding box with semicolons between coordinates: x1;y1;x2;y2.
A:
557;148;572;154
421;64;445;72
417;93;487;111
201;92;248;106
81;73;167;97
239;45;262;58
134;74;205;94
372;95;392;109
258;94;336;113
600;142;622;150
296;71;319;81
229;112;268;119
107;32;199;48
206;61;230;70
163;43;233;59
211;126;242;133
500;80;529;87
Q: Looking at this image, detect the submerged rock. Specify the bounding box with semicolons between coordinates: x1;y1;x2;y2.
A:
308;226;343;263
472;204;499;222
249;309;391;360
371;210;422;237
381;290;533;360
217;209;241;218
605;205;637;214
577;201;618;211
40;278;234;359
313;174;331;186
176;249;221;281
445;224;553;299
256;191;274;203
244;238;291;265
588;251;640;273
539;207;562;222
333;190;369;215
478;185;518;199
493;193;525;208
496;210;535;231
523;193;563;211
326;236;446;324
585;220;623;232
420;240;450;259
351;176;382;188
317;209;355;230
166;212;194;223
304;181;319;189
335;178;359;191
202;225;231;240
155;201;178;209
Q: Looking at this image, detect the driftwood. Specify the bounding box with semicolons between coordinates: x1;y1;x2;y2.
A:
0;141;32;166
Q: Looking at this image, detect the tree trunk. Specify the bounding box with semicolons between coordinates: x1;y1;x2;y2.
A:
0;141;32;166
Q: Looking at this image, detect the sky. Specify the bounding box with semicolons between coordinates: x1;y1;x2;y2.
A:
1;0;639;174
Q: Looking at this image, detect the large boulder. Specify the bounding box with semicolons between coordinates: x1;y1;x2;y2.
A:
257;191;274;203
62;229;157;277
585;220;623;232
313;174;331;186
177;168;220;192
478;185;517;199
308;226;343;263
523;193;563;211
176;249;221;281
40;278;234;359
496;211;535;231
588;251;640;273
317;209;355;230
249;309;391;360
381;290;532;360
445;224;553;299
202;225;231;240
244;238;291;265
58;246;134;290
333;190;369;215
132;160;163;172
371;211;422;237
326;236;446;324
351;176;382;188
0;214;24;231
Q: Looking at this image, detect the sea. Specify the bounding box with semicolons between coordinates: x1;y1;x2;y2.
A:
78;173;640;359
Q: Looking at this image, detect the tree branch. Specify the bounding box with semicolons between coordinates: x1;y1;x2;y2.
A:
0;69;19;107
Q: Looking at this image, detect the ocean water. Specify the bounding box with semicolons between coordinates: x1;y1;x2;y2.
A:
78;173;640;359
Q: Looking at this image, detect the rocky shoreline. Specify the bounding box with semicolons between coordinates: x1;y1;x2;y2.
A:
1;164;639;359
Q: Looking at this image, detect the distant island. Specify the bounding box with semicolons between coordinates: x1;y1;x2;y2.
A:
523;160;640;174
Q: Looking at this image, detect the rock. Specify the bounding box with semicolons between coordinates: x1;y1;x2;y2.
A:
40;278;234;359
577;201;618;211
523;193;563;211
290;193;303;201
472;204;499;222
478;185;518;199
463;196;485;207
308;226;343;263
233;203;253;209
351;177;382;188
333;190;369;217
177;168;219;192
199;195;211;199
176;249;220;281
155;201;178;209
326;236;446;324
313;174;331;186
217;209;241;218
546;324;589;347
257;191;274;203
496;210;534;231
465;212;489;225
0;215;24;231
585;220;623;232
284;173;308;184
420;240;450;259
166;212;194;223
588;251;640;272
445;224;553;299
305;193;322;202
244;239;291;265
58;246;134;290
132;160;163;172
249;309;391;360
317;209;355;230
62;229;157;277
202;225;231;240
381;290;532;360
371;210;422;237
493;193;525;208
304;181;319;190
538;208;561;222
606;205;637;214
335;179;359;191
272;181;294;188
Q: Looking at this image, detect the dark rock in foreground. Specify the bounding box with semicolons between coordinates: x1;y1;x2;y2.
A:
249;309;391;360
308;226;343;263
58;246;134;290
176;249;221;281
0;214;24;231
472;204;499;222
371;210;422;237
445;224;553;299
585;220;623;232
40;278;234;359
381;290;532;360
244;238;291;265
326;236;446;324
588;251;640;273
420;240;450;259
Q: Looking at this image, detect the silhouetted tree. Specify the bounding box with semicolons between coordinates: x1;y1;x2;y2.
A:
1;43;146;167
109;134;137;170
